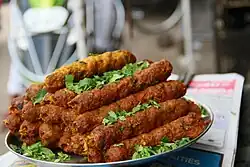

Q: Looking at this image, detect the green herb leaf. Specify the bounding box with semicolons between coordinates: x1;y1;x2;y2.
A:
65;75;74;87
113;143;124;147
132;145;153;159
102;111;118;125
32;89;47;105
109;111;118;119
120;126;124;132
175;137;190;146
11;142;71;162
65;61;150;94
200;105;208;117
79;78;96;91
148;100;161;108
54;152;71;162
10;144;23;154
132;137;191;160
88;53;98;56
109;73;124;82
102;100;160;126
161;137;169;143
119;116;126;121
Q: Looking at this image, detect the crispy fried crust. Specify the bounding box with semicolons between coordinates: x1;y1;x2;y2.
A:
44;50;136;93
4;96;27;134
40;105;69;124
3;114;22;134
26;83;44;100
9;96;27;111
72;80;186;134
43;88;76;108
19;120;41;145
65;98;189;162
87;99;190;162
39;123;64;147
21;101;41;122
105;112;205;162
3;51;210;163
68;60;173;113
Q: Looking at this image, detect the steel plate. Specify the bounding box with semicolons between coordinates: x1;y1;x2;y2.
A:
5;97;214;167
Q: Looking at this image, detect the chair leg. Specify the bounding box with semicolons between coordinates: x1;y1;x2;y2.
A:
125;0;133;39
181;0;195;73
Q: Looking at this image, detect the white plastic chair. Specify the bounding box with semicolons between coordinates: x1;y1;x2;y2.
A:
8;0;126;88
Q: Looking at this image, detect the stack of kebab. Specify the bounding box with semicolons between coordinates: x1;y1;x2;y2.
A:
4;50;208;163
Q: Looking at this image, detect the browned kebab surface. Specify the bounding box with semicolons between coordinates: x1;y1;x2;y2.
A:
44;50;136;93
39;123;64;147
61;98;192;163
68;59;173;113
43;88;77;108
26;83;44;100
71;80;186;134
19;120;41;145
88;100;202;163
105;112;206;162
40;105;69;124
22;101;41;122
4;95;26;134
87;98;190;151
3;51;209;163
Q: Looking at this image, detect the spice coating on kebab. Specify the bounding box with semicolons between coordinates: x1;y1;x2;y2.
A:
21;101;41;122
105;112;206;162
26;83;44;100
58;128;73;153
19;120;41;145
44;50;136;93
39;123;64;147
9;95;27;111
40;105;70;124
66;98;189;162
3;96;27;133
3;114;22;134
43;88;76;108
68;59;173;113
72;80;186;134
88;98;189;151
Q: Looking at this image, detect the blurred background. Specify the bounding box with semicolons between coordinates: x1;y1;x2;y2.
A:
0;0;250;154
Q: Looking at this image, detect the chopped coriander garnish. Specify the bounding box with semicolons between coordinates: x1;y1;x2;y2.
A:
199;105;208;117
10;144;22;154
32;89;47;105
88;53;98;56
132;137;191;160
65;61;150;94
120;126;124;132
102;100;160;126
54;152;71;163
161;137;169;143
113;143;124;147
10;142;71;163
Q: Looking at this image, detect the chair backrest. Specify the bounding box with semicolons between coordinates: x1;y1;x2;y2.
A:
8;0;76;87
8;0;125;87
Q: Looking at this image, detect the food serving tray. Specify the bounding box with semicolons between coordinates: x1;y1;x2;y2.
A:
5;98;214;167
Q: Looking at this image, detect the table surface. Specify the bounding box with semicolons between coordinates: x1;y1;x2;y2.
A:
235;85;250;166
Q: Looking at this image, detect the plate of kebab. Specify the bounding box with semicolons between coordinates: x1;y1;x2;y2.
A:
4;50;213;167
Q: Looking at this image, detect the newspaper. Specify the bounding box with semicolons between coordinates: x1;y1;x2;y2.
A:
0;73;245;167
167;73;245;167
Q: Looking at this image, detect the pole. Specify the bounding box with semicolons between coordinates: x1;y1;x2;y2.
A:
71;0;88;59
181;0;195;73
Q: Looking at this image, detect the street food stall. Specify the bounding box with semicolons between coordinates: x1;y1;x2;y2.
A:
1;0;250;166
